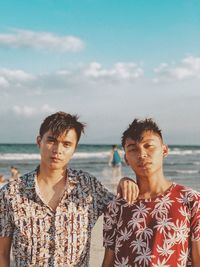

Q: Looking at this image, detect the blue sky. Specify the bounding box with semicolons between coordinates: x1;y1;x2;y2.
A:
0;0;200;144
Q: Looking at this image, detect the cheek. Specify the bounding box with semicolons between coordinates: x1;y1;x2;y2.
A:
126;154;137;164
64;147;76;157
152;151;164;162
40;144;51;154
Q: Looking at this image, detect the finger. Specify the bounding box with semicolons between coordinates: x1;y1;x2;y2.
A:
131;183;139;204
130;185;135;204
116;183;121;198
123;181;128;202
128;181;133;205
133;184;138;201
136;186;140;198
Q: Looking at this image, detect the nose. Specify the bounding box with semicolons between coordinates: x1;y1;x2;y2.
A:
52;142;63;154
137;147;147;159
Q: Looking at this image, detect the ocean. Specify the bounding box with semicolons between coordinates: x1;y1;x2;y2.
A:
0;144;200;192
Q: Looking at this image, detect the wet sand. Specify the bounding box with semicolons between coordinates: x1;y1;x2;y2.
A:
90;215;104;267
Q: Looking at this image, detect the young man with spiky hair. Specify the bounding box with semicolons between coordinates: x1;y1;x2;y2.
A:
0;112;138;267
102;118;200;267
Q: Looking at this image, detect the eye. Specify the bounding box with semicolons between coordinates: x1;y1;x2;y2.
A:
47;138;55;143
127;146;137;152
144;143;154;149
63;142;71;148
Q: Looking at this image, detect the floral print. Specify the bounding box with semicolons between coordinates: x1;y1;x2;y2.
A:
0;168;114;266
103;183;200;267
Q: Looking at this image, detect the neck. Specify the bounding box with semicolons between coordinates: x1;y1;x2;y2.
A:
136;173;172;198
37;165;67;186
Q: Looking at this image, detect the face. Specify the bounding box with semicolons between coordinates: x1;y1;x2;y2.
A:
124;131;168;178
37;129;78;171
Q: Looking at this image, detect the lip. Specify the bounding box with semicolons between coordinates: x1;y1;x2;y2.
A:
50;157;62;162
138;162;152;168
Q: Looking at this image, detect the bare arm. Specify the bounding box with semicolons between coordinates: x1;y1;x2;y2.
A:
0;237;12;267
108;151;113;166
102;248;114;267
192;240;200;267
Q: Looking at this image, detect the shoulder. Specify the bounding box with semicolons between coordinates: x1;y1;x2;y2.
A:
0;169;36;198
69;168;101;186
106;197;127;211
172;183;200;205
173;183;200;196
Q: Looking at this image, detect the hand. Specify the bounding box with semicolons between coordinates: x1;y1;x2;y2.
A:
117;177;139;204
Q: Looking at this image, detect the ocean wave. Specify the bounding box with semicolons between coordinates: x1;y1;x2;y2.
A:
175;170;199;174
193;162;200;165
0;153;40;160
0;149;200;160
169;150;200;155
0;152;110;160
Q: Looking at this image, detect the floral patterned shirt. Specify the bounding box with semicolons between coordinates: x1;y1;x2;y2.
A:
0;168;114;267
103;183;200;267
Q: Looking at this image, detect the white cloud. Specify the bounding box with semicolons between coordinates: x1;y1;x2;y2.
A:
0;62;144;93
0;68;35;82
0;59;199;144
1;57;200;95
13;105;36;117
0;76;9;88
0;68;35;89
12;104;56;117
84;62;143;81
0;29;85;52
154;56;200;82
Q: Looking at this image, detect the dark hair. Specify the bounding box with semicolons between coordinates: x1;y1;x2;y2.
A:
121;118;162;148
39;111;85;143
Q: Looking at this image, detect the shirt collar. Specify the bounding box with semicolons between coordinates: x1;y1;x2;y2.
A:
20;166;79;191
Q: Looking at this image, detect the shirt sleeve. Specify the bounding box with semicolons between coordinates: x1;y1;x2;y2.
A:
0;186;14;237
91;175;115;218
103;198;121;250
190;192;200;241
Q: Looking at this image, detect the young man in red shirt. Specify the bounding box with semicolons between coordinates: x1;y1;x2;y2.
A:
103;118;200;267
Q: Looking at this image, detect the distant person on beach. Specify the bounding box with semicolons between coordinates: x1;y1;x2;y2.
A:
0;111;138;267
102;118;200;267
10;166;20;181
0;175;6;188
108;145;122;178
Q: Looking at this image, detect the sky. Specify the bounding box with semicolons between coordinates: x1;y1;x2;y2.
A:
0;0;200;144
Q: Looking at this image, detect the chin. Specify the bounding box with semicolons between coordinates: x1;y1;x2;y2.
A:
49;163;62;170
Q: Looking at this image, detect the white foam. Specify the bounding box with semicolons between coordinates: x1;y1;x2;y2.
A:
176;170;199;174
73;152;110;159
0;151;111;160
0;149;199;160
169;150;200;155
0;153;40;160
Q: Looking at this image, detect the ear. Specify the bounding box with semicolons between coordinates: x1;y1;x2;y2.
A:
124;154;129;165
36;136;41;148
162;144;169;158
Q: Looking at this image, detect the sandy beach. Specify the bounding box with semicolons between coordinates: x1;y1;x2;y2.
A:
90;216;104;267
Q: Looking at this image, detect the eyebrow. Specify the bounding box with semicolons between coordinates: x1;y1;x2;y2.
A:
126;139;156;146
47;136;73;144
47;136;56;140
142;139;156;142
126;143;136;148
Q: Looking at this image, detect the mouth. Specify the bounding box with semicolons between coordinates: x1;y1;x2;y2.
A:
138;162;152;168
50;157;62;162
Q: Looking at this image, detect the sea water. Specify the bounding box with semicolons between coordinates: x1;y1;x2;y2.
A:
0;144;200;192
